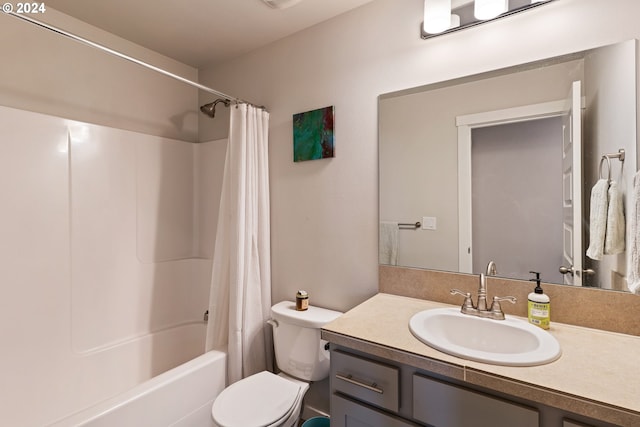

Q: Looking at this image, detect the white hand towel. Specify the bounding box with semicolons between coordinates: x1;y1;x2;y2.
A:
627;172;640;294
604;180;625;255
379;221;398;266
586;179;609;261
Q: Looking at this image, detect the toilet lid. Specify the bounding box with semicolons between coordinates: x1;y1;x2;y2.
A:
212;371;302;427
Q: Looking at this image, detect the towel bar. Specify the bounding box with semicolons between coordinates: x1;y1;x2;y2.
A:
398;222;421;229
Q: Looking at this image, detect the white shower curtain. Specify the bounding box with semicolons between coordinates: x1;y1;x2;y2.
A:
205;103;271;384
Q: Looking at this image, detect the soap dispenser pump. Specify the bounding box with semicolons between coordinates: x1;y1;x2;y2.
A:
528;271;550;329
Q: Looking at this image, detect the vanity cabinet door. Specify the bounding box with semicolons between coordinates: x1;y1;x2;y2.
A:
331;394;420;427
412;374;538;427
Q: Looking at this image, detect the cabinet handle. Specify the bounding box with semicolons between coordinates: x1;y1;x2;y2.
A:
335;373;384;394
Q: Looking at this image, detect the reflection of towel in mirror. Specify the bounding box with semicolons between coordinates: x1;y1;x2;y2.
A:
628;172;640;294
605;180;625;255
586;179;609;261
379;221;398;266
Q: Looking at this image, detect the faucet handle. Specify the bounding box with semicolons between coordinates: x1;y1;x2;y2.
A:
493;296;517;304
489;296;517;320
450;289;474;310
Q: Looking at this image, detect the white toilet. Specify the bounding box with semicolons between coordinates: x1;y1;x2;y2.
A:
211;301;342;427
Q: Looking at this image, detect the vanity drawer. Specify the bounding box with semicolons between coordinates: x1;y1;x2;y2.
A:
412;374;539;427
331;349;400;412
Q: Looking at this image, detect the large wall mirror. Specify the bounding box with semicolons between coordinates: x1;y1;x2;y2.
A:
379;39;638;292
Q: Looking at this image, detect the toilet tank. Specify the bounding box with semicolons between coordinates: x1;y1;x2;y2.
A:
270;301;342;381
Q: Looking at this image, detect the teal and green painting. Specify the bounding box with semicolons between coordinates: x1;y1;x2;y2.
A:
293;106;335;162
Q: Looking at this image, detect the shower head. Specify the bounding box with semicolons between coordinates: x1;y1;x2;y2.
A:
200;98;231;118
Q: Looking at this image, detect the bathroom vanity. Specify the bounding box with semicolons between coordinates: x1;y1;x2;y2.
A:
321;293;640;427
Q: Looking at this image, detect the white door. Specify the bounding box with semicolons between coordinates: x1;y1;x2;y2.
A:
560;81;583;286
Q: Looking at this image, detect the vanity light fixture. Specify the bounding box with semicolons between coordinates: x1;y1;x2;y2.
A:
421;0;555;39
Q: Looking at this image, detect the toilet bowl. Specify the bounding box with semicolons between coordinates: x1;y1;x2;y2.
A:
212;371;309;427
211;301;342;427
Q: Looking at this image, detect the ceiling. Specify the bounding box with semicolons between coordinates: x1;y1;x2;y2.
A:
45;0;375;68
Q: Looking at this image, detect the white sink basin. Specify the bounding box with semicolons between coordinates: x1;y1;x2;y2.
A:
409;308;561;366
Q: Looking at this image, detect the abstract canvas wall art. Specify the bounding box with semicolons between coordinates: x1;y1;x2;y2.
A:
293;105;335;162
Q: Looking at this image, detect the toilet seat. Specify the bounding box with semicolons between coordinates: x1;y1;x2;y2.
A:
211;371;305;427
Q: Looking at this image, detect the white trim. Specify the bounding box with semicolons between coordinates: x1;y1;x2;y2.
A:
568;81;583;286
456;99;568;127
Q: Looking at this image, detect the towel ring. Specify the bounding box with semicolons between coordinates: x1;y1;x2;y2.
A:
598;149;625;183
599;156;611;182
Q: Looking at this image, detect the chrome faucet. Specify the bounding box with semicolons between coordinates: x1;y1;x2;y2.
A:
486;260;497;276
477;273;489;311
450;272;516;320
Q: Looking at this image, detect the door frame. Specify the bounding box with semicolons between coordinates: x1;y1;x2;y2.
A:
456;99;569;273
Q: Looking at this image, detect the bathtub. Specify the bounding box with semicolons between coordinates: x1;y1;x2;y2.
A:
49;350;226;427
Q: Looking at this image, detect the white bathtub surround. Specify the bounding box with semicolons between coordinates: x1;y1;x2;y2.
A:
207;104;272;383
0;105;220;426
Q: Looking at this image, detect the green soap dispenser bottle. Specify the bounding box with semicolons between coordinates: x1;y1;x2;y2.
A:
528;271;550;329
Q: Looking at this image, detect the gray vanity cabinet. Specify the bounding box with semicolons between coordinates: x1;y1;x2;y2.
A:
330;349;419;426
329;345;538;427
412;374;538;426
331;349;400;413
332;394;419;427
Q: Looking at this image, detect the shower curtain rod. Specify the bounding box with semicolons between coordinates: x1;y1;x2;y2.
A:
6;11;264;109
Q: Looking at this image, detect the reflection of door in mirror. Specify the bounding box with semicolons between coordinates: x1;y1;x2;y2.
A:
459;81;583;286
470;117;565;284
457;95;577;285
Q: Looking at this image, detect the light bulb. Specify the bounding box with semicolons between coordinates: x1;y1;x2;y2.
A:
423;0;452;34
450;14;461;29
474;0;508;20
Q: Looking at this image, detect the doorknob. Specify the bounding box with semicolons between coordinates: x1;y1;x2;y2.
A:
559;265;574;276
559;266;596;276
